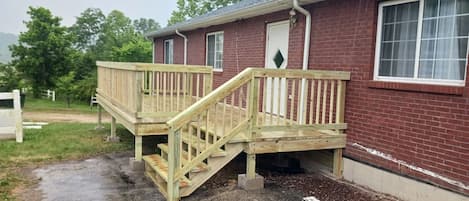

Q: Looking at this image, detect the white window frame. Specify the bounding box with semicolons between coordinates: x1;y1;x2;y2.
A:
206;31;224;72
164;39;173;64
374;0;468;86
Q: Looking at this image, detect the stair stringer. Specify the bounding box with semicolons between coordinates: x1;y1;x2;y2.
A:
180;143;244;197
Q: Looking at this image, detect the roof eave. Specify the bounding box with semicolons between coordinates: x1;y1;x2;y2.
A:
146;0;323;38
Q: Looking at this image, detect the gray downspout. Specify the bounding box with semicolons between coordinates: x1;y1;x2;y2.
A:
293;0;311;124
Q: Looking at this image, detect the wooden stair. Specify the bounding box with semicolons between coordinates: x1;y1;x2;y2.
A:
143;129;244;199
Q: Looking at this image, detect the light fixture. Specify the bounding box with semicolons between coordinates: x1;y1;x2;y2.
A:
289;9;297;27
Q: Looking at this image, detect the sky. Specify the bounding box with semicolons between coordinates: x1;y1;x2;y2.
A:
0;0;177;34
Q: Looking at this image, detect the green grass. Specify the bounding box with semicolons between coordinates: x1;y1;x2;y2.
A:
23;98;96;113
0;123;133;200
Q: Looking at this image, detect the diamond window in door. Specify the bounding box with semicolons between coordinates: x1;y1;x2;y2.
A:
273;49;285;69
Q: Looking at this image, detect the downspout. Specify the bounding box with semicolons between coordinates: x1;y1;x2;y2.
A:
176;29;188;65
293;0;311;124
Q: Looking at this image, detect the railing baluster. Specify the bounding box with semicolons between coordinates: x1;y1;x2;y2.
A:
284;79;289;125
230;93;235;129
269;77;274;124
156;72;160;112
290;79;296;122
223;98;227;137
322;80;328;124
196;74;200;102
276;78;282;125
309;80;315;124
315;80;322;124
176;73;180;111
262;77;267;126
182;73;187;109
163;72;167;112
329;80;335;124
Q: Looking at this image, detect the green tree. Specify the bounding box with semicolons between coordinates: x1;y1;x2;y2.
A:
0;63;23;92
111;36;152;62
10;7;71;97
55;71;76;107
133;18;161;34
95;10;136;60
168;0;240;25
69;8;105;51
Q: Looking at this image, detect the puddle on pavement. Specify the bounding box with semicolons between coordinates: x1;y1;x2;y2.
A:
33;152;164;201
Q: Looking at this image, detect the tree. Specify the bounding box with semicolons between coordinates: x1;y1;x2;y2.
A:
111;36;152;62
168;0;241;25
10;7;71;97
55;71;76;107
0;63;23;92
69;8;105;51
133;18;161;34
95;10;136;61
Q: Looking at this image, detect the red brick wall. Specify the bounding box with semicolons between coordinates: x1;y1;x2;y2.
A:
153;0;469;195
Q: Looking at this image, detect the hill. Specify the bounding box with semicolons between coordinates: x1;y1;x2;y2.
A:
0;32;18;64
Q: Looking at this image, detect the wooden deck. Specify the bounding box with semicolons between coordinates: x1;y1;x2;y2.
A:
96;62;351;201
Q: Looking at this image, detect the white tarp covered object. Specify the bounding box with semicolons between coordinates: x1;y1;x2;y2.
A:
0;90;23;143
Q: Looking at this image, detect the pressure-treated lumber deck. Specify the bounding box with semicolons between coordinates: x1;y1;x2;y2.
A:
96;62;350;201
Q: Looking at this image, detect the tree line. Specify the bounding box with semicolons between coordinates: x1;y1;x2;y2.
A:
0;0;239;106
0;7;160;104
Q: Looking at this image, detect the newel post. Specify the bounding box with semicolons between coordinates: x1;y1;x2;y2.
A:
167;127;181;201
135;71;144;113
333;80;346;178
247;77;259;179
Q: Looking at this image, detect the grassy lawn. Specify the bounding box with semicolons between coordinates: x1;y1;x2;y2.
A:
23;97;96;114
0;123;133;200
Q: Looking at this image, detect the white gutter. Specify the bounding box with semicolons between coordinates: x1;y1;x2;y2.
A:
293;0;311;124
175;29;188;65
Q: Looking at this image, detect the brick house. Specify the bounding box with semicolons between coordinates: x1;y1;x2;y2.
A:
145;0;469;200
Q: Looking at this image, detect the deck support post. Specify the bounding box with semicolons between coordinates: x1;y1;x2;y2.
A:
168;128;181;201
95;105;104;130
106;116;120;142
238;153;264;190
135;136;143;162
333;148;343;178
246;154;256;179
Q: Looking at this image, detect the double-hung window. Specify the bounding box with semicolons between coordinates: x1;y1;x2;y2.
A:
164;39;173;64
206;31;224;71
375;0;469;86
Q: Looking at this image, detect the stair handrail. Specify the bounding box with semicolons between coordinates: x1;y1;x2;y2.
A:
165;67;351;200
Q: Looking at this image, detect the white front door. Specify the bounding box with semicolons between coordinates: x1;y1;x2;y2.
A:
265;20;289;116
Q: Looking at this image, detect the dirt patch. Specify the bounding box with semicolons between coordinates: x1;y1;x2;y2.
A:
23;111;111;123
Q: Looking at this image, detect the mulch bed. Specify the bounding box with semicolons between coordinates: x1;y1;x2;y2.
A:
200;154;399;201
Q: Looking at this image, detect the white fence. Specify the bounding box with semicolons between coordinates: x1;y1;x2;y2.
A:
42;89;56;101
0;90;23;143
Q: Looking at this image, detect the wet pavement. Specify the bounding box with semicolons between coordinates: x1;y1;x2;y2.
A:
25;152;303;201
32;152;163;201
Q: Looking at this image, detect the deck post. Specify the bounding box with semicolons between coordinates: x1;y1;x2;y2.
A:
106;116;120;142
238;153;264;190
135;136;143;161
333;148;343;178
95;105;104;130
246;153;256;179
168;128;181;201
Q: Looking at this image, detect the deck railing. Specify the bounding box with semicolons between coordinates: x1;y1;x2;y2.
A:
96;62;213;119
164;67;350;200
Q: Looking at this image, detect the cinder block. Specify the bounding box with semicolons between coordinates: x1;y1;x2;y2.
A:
237;174;264;190
129;157;144;171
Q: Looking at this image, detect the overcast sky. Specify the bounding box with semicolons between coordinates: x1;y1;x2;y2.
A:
0;0;177;34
